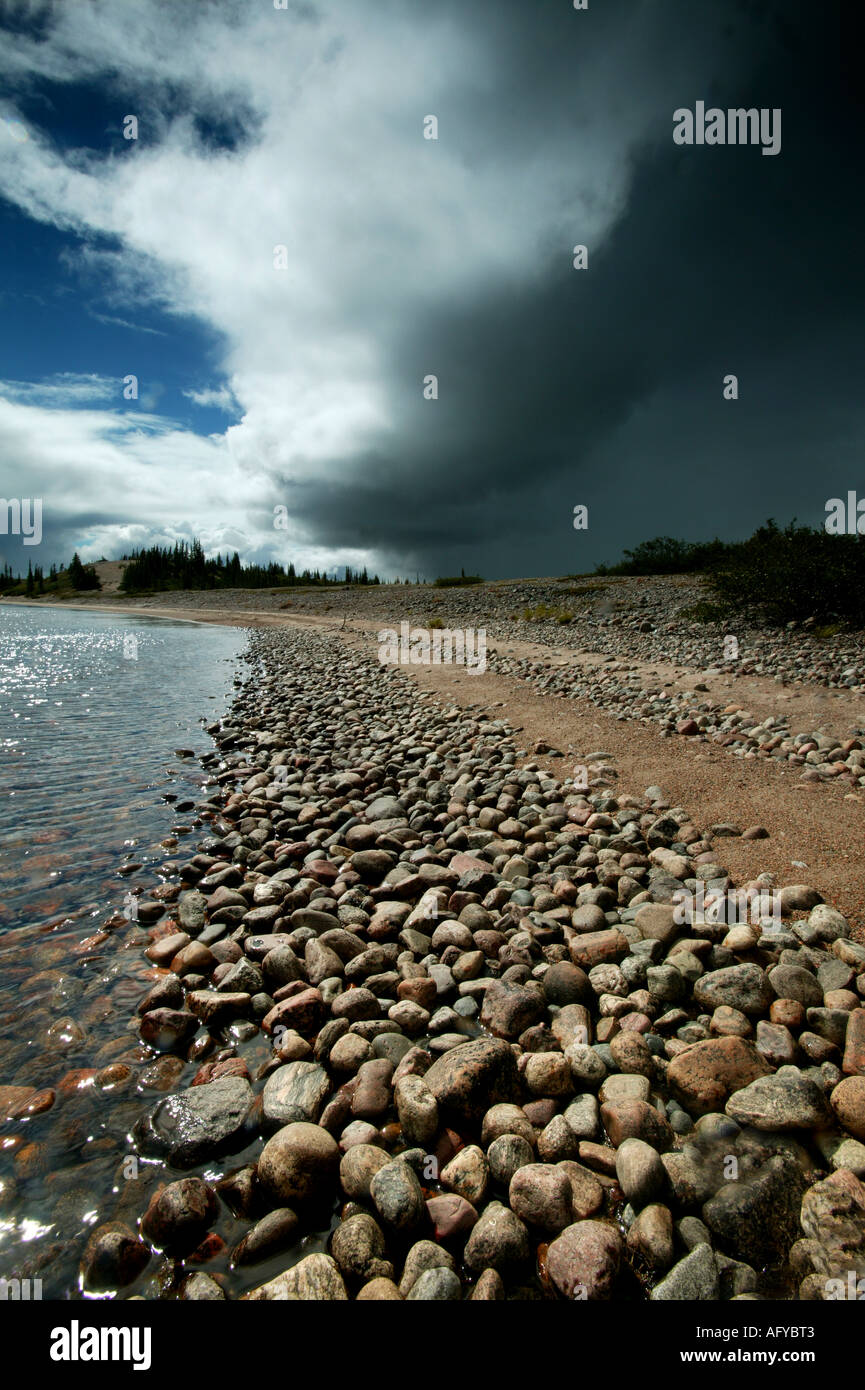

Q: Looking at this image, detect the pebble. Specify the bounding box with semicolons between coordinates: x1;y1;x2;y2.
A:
262;1061;330;1127
398;1241;457;1296
258;1122;340;1206
546;1219;622;1299
133;1076;254;1167
79;1222;151;1292
509;1163;574;1232
440;1144;488;1205
725;1067;833;1131
627;1203;674;1270
615;1137;666;1207
651;1243;719;1300
464;1201;530;1274
58;618;860;1306
141;1177;218;1256
407;1267;463;1300
370;1159;426;1233
244;1252;347;1301
330;1213;392;1283
830;1076;865;1140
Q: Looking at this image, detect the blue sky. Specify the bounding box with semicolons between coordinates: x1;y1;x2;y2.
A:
0;0;862;579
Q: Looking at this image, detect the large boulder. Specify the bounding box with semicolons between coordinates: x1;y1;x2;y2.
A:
545;1220;622;1300
424;1039;520;1128
258;1122;340;1206
702;1153;807;1265
725;1067;832;1131
693;964;774;1018
132;1076;254;1168
666;1037;771;1117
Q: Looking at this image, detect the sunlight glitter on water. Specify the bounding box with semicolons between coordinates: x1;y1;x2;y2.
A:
0;603;247;1295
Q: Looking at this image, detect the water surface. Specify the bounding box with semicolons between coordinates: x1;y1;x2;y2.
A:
0;603;246;1296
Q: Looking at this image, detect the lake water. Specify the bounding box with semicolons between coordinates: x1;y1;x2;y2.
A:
0;603;246;1296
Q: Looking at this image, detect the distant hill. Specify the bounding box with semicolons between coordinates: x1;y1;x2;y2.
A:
90;560;127;594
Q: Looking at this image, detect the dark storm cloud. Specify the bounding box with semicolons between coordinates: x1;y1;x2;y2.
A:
272;0;865;577
0;0;860;577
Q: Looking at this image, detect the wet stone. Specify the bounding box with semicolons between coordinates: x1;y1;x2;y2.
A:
258;1121;340;1206
370;1159;426;1234
546;1220;622;1300
133;1076;254;1168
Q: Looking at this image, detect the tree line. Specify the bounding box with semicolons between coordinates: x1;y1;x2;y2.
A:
0;553;101;596
118;540;382;593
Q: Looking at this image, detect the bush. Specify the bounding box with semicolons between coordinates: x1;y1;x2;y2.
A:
523;602;574;623
434;573;483;587
595;536;731;577
597;521;865;626
678;600;728;623
708;521;865;624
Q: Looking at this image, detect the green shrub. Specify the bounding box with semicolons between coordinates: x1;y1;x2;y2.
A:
595;521;865;625
678;600;728;623
434;573;483;587
599;536;731;576
523;602;574;623
708;521;865;624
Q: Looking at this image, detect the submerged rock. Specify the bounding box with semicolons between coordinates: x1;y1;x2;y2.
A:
133;1076;254;1168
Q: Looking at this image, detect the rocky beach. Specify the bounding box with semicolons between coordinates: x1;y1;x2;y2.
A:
5;583;862;1303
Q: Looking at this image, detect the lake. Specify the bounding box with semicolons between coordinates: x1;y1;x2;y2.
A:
0;602;246;1296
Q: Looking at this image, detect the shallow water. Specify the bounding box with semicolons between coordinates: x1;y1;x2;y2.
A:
0;603;246;1296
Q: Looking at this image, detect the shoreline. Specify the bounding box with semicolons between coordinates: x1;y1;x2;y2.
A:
0;611;249;1298
4;592;864;928
2;609;864;1301
81;623;865;1298
0;596;266;629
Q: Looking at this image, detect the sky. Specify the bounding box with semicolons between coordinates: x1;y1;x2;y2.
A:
0;0;862;580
